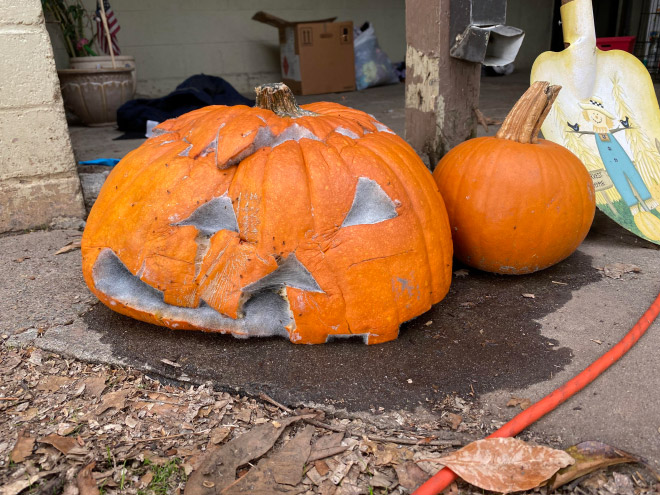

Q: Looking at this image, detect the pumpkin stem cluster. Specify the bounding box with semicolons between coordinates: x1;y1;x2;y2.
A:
495;81;561;144
254;82;317;118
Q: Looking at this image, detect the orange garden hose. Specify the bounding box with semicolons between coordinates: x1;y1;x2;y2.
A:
413;290;660;495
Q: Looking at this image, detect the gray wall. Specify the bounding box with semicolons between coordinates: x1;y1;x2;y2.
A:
506;0;554;70
46;0;552;97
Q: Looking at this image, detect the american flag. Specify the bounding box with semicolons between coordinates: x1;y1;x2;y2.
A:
95;0;121;56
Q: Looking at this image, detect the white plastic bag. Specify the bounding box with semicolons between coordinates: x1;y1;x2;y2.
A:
354;22;399;91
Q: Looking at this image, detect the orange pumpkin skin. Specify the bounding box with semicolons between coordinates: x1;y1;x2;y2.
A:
82;90;453;344
433;136;595;274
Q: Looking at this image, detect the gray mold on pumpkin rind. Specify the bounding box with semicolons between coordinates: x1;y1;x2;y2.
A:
341;177;398;228
92;249;292;338
243;254;323;294
219;123;321;169
175;194;238;235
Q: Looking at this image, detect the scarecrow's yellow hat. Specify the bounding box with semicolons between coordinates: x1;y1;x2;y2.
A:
579;96;616;119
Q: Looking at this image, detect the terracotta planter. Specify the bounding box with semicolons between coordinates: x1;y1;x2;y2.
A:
70;55;137;95
58;68;133;126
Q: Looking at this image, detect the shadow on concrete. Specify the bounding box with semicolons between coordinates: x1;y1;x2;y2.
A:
85;247;602;412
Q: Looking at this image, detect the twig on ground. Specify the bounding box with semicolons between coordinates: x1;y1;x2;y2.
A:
259;393;462;447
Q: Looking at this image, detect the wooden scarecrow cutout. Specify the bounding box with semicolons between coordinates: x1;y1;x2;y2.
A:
532;0;660;242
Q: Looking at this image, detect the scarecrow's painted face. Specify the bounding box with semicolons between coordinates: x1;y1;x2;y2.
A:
586;109;605;125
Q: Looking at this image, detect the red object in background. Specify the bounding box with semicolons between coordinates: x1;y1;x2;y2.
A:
596;36;636;53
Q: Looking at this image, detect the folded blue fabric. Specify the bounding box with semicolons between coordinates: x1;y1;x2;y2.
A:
79;158;121;167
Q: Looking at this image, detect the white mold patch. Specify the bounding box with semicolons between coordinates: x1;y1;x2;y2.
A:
335;126;360;139
92;249;292;338
373;122;395;134
341;177;398;228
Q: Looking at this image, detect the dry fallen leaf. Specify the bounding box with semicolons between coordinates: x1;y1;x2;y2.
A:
10;429;35;463
601;262;641;279
184;416;305;495
395;461;430;491
547;441;640;490
40;433;81;455
83;375;106;398
55;238;82;255
77;462;99;495
36;375;73;392
506;397;532;410
95;389;130;415
432;437;575;493
1;471;55;495
447;413;463;430
454;269;469;278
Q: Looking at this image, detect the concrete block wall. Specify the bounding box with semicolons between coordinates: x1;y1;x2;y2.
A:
0;0;85;233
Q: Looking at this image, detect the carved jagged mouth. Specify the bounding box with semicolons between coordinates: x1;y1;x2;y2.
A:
92;249;296;338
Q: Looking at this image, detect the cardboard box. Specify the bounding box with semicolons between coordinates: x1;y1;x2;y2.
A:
253;11;356;95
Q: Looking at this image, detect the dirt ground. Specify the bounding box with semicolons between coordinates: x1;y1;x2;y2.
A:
2;342;659;495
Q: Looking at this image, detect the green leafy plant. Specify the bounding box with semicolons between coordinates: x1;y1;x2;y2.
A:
41;0;97;57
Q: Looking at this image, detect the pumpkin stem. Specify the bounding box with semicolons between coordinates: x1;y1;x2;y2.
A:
495;81;561;144
254;82;317;118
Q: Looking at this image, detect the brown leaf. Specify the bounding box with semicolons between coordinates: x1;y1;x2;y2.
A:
36;375;73;392
95;389;130;415
55;238;81;255
315;460;330;477
601;262;641;279
308;432;346;462
225;425;315;493
184;416;305;495
1;471;55;495
395;461;430;491
271;425;315;485
10;429;35;463
83;375;106;398
77;462;100;495
447;413;463;430
547;441;639;490
506;397;532;410
436;437;575;493
209;426;231;445
40;433;80;454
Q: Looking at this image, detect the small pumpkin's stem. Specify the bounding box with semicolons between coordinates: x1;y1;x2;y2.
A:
254;82;317;118
495;81;562;144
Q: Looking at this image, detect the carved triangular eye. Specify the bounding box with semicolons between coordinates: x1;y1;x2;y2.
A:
175;194;238;235
341;177;398;228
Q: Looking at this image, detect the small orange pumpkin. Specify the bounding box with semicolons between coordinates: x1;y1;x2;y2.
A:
433;81;595;274
82;83;453;344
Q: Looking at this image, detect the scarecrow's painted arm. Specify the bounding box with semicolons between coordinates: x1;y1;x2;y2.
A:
610;117;631;133
567;122;596;135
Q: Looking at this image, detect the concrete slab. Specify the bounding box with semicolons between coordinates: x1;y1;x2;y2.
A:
5;72;660;469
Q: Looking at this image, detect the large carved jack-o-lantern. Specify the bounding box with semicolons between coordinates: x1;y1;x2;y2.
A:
81;83;453;344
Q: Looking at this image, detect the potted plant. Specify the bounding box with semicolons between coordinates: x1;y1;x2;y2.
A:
43;0;135;126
